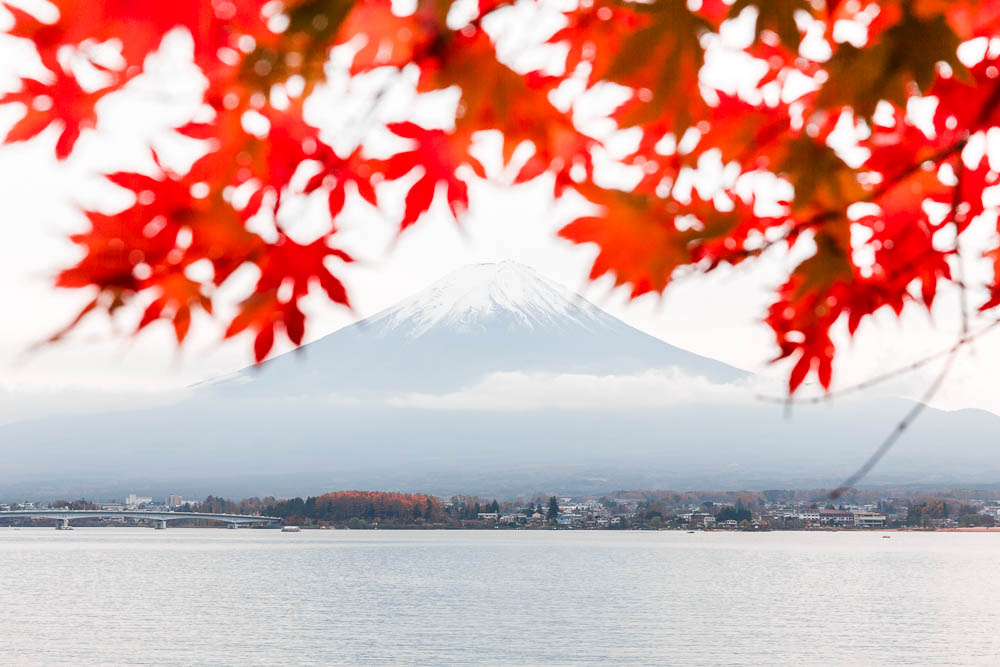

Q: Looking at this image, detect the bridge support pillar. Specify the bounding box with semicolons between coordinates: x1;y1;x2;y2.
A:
56;518;71;530
226;523;237;529
154;520;167;530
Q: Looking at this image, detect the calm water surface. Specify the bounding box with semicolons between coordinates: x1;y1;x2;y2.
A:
0;529;997;665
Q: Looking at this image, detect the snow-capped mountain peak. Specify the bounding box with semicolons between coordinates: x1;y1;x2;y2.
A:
203;260;746;396
365;261;604;337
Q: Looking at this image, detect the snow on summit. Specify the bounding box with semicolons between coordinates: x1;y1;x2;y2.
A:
366;261;604;337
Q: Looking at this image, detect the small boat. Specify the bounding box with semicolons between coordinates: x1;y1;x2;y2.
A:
686;530;695;534
882;535;891;539
281;525;301;533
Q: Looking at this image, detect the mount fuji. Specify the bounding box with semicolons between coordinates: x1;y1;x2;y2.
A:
204;261;745;397
3;261;1000;500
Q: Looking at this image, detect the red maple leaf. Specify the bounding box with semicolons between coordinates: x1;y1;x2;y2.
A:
378;122;477;229
1;68;104;158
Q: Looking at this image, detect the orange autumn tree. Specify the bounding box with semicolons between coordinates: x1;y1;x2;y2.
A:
2;0;1000;391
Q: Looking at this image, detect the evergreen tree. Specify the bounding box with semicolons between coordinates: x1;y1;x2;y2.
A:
547;497;559;520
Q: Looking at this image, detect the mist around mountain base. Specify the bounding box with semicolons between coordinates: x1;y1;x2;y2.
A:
3;262;998;501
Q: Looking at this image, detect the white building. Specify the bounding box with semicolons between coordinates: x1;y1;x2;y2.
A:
852;512;887;528
125;494;153;507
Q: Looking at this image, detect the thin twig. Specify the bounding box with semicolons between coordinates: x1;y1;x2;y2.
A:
829;343;961;499
952;159;971;344
755;317;1000;405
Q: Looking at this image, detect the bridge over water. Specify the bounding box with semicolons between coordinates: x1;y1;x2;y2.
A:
0;510;282;530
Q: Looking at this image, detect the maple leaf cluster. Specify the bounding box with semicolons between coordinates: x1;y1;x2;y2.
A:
2;0;1000;390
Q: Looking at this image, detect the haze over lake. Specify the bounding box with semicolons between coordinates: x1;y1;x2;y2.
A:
3;529;999;665
6;262;1000;499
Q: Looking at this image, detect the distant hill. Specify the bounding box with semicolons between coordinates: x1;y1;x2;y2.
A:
2;261;999;500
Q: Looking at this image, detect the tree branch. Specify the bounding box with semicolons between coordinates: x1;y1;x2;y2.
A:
756;316;1000;406
829;341;961;499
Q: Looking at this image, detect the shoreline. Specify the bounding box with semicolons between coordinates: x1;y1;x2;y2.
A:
6;524;1000;533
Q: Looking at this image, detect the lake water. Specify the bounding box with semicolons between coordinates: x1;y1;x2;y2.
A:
1;529;998;665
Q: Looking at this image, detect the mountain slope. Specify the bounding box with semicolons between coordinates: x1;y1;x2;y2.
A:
205;261;746;396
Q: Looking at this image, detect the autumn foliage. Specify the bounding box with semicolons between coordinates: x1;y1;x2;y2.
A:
266;490;442;523
2;0;1000;391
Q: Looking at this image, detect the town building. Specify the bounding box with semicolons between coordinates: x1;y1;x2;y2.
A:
125;494;153;508
818;509;854;526
799;510;820;523
852;512;887;528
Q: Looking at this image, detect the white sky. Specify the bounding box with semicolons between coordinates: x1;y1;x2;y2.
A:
1;2;999;421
